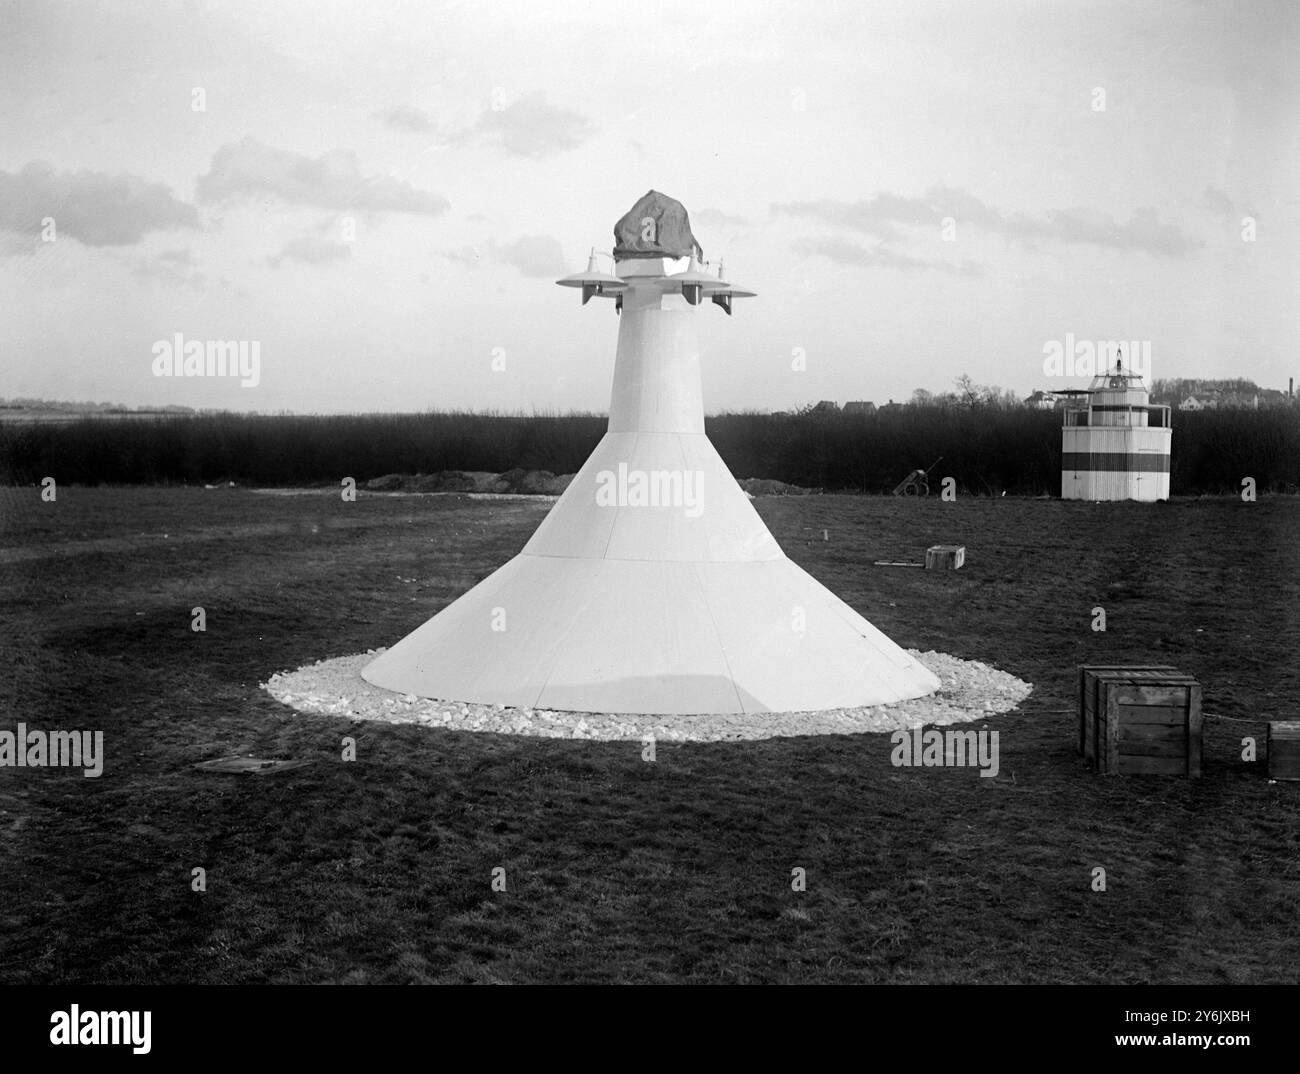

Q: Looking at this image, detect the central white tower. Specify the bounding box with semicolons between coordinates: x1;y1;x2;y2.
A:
362;191;940;715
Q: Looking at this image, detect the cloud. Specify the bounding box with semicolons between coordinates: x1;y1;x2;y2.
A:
0;161;198;247
269;234;353;267
774;196;923;242
1203;185;1236;218
495;235;566;277
376;105;434;133
1045;205;1200;257
440;235;566;276
793;236;981;276
130;247;205;288
0;231;35;257
776;188;1200;256
455;92;595;158
692;207;751;231
927;186;1050;242
196;139;449;215
442;246;482;267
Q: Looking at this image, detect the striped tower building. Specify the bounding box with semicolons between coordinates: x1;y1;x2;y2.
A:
1061;358;1172;501
361;191;940;715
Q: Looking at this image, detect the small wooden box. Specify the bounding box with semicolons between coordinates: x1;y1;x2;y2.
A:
1078;666;1201;777
1267;722;1300;781
925;545;965;570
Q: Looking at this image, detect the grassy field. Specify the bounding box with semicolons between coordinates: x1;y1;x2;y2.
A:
1;487;1297;983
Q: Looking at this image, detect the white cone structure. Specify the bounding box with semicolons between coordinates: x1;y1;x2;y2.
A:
362;254;940;715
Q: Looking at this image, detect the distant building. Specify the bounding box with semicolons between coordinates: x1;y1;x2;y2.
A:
1062;362;1171;502
810;400;841;415
843;400;876;415
879;398;904;412
1024;390;1057;410
1255;388;1290;407
1169;382;1295;411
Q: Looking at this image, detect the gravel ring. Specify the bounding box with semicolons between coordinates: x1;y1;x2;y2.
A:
262;650;1033;742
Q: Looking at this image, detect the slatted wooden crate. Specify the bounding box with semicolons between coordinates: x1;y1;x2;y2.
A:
1267;722;1300;781
1078;666;1201;777
1078;665;1178;759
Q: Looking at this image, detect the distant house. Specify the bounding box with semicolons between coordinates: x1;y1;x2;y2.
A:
842;400;876;415
810;400;841;415
1179;394;1214;411
879;398;905;412
1024;390;1057;410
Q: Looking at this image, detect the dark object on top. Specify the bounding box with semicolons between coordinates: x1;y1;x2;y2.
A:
613;190;703;261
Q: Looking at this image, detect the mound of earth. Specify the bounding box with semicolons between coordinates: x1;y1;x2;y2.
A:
364;470;575;495
363;471;813;497
737;477;818;496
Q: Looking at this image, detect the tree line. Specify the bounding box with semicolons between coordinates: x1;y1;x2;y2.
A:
2;405;1296;495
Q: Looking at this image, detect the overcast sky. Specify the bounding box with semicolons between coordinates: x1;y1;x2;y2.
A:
2;0;1297;414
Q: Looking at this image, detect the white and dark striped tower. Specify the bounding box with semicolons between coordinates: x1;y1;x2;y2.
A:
362;191;940;714
1061;356;1172;501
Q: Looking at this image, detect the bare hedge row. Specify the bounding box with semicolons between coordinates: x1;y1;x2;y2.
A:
1;407;1296;494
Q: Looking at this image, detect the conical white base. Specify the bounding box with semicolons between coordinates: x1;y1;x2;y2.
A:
361;432;940;714
361;550;939;715
362;262;940;715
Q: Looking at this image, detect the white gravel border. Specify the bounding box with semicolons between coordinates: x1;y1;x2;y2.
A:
262;650;1032;742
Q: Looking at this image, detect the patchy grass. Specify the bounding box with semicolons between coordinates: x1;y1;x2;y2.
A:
1;488;1297;983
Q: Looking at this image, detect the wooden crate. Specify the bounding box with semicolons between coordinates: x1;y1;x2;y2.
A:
1267;722;1300;781
925;545;965;570
1078;665;1179;759
1078;666;1201;777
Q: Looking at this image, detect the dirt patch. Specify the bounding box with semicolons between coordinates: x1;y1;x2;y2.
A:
365;470;575;495
738;477;818;495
